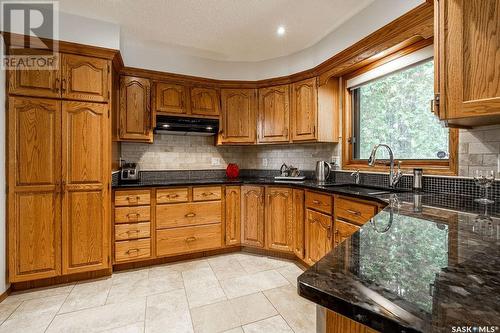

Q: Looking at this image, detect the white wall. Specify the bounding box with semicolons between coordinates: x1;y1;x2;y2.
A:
0;36;8;293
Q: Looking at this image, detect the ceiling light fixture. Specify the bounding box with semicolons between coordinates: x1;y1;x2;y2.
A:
277;26;286;36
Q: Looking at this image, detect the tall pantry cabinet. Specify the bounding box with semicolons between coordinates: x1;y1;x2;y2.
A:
7;51;113;283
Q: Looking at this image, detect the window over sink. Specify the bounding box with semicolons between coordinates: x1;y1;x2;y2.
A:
342;40;458;175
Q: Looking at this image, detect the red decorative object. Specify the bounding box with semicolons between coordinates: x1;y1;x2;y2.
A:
226;163;240;179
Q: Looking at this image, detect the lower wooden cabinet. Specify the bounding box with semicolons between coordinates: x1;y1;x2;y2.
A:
115;239;151;262
292;189;305;259
241;186;265;247
326;309;379;333
333;220;360;248
157;224;222;257
265;187;293;252
225;186;241;246
305;209;332;265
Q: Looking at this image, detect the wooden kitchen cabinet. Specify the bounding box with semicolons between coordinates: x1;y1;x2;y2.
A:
119;76;153;142
190;87;220;117
434;0;500;126
333;220;360;248
305;209;332;265
265;187;293;252
61;54;109;102
7;97;62;282
225;186;241;246
292;189;305;259
219;89;257;144
61;101;110;274
241;186;265;247
8;62;61;98
291;78;317;141
258;84;290;143
154;82;188;115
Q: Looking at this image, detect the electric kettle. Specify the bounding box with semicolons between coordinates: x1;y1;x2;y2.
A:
315;161;333;183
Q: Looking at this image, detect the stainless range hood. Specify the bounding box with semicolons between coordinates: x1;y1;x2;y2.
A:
154;115;219;136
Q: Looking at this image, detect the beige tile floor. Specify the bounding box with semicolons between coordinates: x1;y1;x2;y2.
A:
0;252;315;333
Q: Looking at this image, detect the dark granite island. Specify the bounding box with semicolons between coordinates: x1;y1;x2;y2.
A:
298;194;500;333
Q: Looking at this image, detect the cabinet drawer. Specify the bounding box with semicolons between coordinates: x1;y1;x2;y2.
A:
115;222;151;241
335;197;377;225
115;206;151;224
305;191;332;215
193;186;222;201
115;190;151;206
156;224;221;257
115;239;151;262
156;201;221;229
157;188;189;204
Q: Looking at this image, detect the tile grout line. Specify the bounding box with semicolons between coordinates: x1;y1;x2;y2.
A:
261;288;297;333
43;283;76;333
180;267;196;333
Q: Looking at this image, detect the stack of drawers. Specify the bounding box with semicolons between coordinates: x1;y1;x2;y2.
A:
304;191;333;265
156;186;223;257
114;190;152;263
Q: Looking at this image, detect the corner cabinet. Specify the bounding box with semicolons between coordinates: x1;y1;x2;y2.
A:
241;186;265;247
258;85;290;143
291;78;317;141
118;76;152;142
219;89;257;144
265;187;293;253
434;0;500;126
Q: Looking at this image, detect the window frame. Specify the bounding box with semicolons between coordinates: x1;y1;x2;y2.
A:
342;39;458;176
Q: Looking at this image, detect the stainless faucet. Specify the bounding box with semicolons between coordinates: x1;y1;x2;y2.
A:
367;144;403;188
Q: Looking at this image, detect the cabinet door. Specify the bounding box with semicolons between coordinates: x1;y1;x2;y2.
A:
8;97;62;282
191;87;220;117
8;62;61;98
291;78;317;142
225;186;241;246
220;89;257;144
119;76;152;142
241;186;264;247
437;0;500;120
155;82;188;115
258;85;290;143
265;187;293;252
292;189;305;259
334;220;360;248
305;209;332;265
62;101;110;274
61;54;109;102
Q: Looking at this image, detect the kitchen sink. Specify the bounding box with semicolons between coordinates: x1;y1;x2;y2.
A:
320;183;409;195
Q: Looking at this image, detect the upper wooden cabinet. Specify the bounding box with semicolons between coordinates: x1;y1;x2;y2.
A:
154;82;188;115
258;85;290;143
241;185;265;247
225;186;241;246
219;89;257;144
291;78;318;141
8;53;110;103
61;54;109;102
190;87;220;117
434;0;500;126
265;187;293;253
119;76;153;142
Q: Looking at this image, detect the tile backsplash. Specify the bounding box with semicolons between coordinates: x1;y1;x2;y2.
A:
121;133;339;171
458;125;500;177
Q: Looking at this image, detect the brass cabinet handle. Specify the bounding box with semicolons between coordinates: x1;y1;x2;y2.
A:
346;209;361;216
126;229;140;234
312;125;316;136
126;248;140;254
327;226;332;239
54;78;60;93
126;213;140;220
61;79;67;93
167;194;179;198
185;237;196;242
312;200;321;205
127;196;141;203
185;213;196;218
202;192;215;196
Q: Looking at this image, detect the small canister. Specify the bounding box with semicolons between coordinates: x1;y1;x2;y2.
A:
413;168;423;191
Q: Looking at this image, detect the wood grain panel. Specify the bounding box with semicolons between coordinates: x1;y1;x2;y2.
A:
265;187;293;252
305;191;332;215
155;82;188;114
192;186;222;201
156;188;189;204
9;64;61;98
156;201;222;229
326;309;379;333
190;87;220;117
115;222;151;241
292;189;305;259
114;206;151;223
119;76;152;142
241;186;265;247
115;190;151;206
156;224;222;257
225;186;241;246
291;78;317;142
62;54;109;102
334;220;360;248
258;85;290;143
115;239;151;262
220;89;257;144
305;209;332;265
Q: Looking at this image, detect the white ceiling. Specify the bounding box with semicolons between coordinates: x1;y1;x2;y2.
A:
58;0;377;62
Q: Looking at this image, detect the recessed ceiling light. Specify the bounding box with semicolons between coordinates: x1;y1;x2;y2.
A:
277;26;286;36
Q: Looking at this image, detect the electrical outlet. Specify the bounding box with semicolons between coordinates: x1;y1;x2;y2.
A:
262;158;268;167
211;157;221;166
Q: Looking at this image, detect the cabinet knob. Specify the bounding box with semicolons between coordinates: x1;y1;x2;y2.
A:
185;237;197;242
185;212;196;218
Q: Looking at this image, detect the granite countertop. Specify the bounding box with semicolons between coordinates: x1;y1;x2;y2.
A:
115;175;500;332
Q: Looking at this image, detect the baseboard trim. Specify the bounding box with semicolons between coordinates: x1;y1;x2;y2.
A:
0;287;11;303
